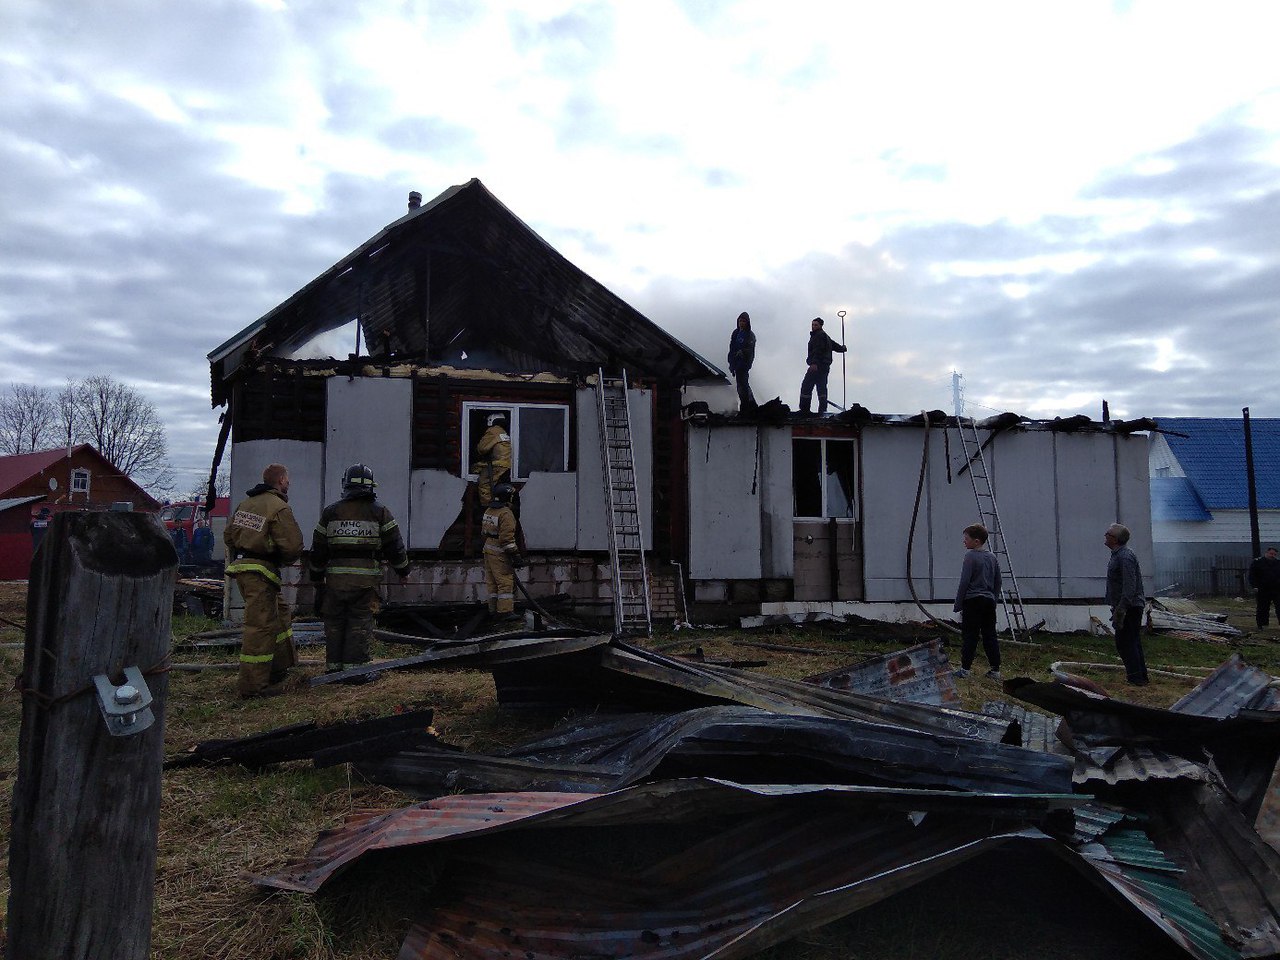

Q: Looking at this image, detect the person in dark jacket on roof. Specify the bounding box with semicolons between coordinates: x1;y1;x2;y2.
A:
727;311;757;412
798;316;847;415
1248;546;1280;628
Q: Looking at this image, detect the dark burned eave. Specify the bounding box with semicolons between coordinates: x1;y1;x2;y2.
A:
702;405;1158;436
208;179;722;406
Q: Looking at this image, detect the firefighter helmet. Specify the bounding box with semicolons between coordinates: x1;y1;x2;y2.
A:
492;481;515;504
486;412;508;428
342;463;377;496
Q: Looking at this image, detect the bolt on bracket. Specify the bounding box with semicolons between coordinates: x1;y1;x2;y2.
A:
92;666;155;737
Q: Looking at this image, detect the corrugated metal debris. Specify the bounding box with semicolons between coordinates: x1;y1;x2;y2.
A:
801;638;960;706
223;633;1280;960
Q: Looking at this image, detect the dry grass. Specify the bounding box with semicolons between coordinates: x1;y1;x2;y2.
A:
2;581;1278;958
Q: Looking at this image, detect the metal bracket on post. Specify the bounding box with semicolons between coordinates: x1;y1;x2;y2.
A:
92;666;155;737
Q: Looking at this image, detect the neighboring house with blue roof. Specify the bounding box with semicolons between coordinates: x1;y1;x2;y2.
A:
1149;417;1280;591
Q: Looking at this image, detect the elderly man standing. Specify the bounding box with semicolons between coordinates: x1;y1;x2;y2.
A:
1248;546;1280;629
1104;523;1149;686
225;463;304;698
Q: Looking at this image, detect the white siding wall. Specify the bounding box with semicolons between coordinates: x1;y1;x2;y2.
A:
1156;510;1280;543
408;468;468;549
575;386;652;552
325;378;412;539
229;439;324;538
691;422;1155;601
688;424;765;578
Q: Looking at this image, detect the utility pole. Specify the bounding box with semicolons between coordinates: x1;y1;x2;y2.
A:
951;371;965;417
1244;406;1261;558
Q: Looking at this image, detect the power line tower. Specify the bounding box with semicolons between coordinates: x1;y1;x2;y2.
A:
951;370;965;417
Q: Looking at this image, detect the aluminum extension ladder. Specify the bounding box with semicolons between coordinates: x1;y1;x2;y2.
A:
955;417;1029;642
595;369;652;637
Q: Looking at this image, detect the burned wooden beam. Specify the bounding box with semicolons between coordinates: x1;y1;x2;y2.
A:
166;709;436;769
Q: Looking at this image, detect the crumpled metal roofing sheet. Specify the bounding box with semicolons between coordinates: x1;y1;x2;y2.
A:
356;705;1075;799
1170;654;1280;716
801;638;961;706
255;778;1083;895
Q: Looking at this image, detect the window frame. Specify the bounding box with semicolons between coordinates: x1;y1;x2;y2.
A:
70;467;91;497
461;401;571;481
792;437;857;521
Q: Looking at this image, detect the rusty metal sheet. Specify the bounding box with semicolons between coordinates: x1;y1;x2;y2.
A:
801;639;960;706
255;778;1083;895
390;813;1236;960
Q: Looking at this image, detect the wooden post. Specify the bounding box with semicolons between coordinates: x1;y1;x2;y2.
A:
7;511;177;960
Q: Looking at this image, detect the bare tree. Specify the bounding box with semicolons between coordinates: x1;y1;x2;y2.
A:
0;383;56;454
72;376;172;488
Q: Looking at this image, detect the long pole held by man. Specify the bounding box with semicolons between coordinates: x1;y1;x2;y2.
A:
839;309;848;411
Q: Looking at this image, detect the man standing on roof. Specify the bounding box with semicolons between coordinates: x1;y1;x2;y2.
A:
1248;546;1280;629
798;316;847;415
1104;523;1149;686
727;311;757;412
482;481;525;623
225;464;304;698
475;412;511;508
309;464;409;681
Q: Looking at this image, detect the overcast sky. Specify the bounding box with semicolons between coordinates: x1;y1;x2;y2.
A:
3;0;1279;494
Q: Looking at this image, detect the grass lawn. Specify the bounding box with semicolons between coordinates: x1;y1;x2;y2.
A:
1;581;1276;959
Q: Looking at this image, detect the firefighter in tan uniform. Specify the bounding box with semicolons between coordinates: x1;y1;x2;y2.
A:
308;464;409;680
224;463;304;698
482;481;525;621
475;413;511;507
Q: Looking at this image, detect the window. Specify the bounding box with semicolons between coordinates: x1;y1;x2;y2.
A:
70;468;90;497
463;402;570;480
793;438;855;519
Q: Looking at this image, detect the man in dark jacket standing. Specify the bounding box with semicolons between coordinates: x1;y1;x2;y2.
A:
727;311;757;412
225;463;304;697
309;463;410;680
1104;523;1149;686
799;316;847;415
1248;546;1280;628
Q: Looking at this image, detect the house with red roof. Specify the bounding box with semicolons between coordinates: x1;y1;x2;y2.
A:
0;445;161;580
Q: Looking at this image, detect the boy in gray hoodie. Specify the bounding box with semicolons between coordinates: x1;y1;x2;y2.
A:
953;523;1002;679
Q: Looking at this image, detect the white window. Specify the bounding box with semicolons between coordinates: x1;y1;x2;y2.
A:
793;438;856;519
70;468;91;496
462;402;570;481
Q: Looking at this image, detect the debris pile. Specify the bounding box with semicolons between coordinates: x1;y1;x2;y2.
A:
179;635;1280;959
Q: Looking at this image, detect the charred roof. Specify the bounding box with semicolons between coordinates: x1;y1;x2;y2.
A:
208;179;722;405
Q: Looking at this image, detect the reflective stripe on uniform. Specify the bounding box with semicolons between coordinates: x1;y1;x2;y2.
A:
240;652;274;664
327;565;382;577
380;519;399;533
227;560;280;585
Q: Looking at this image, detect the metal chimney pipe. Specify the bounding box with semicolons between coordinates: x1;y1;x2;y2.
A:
407;191;422;210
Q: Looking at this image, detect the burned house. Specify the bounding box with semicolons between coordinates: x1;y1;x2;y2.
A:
207;180;1153;628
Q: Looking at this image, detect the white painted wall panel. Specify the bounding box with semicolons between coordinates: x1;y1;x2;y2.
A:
927;427;993;601
758;427;794;578
408;469;468;549
1117;434;1155;595
325;378;412;543
986;431;1064;600
576;387;652;551
1052;433;1117;598
688;424;763;578
860;428;928;601
521;472;579;549
229;439;324;541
